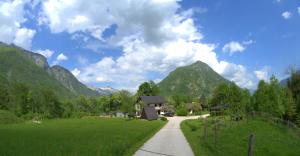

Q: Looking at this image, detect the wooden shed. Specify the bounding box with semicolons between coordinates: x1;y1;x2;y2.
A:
141;106;158;120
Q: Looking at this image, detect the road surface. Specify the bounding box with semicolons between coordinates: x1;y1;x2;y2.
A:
134;115;209;156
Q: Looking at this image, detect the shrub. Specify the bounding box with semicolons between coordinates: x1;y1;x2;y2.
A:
160;117;168;121
186;122;197;131
176;107;188;116
0;110;22;124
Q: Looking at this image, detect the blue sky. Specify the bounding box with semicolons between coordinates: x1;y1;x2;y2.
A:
0;0;299;91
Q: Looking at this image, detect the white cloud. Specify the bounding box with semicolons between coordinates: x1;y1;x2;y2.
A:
77;38;256;90
282;11;292;19
297;7;300;15
242;40;254;45
71;68;81;77
77;56;88;65
222;41;245;55
191;7;208;14
0;0;36;49
40;0;256;90
53;53;68;65
13;28;36;49
254;67;270;81
221;62;255;89
57;53;68;61
40;0;202;45
36;49;54;58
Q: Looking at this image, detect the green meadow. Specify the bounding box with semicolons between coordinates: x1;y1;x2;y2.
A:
0;118;166;156
181;118;300;156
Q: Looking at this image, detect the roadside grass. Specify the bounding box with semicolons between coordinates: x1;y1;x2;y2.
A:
181;117;300;156
0;118;166;156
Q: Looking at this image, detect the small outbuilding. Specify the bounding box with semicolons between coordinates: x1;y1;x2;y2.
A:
141;106;158;120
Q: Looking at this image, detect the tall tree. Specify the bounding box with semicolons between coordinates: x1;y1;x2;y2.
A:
253;80;269;112
119;90;134;115
211;83;247;115
0;85;9;110
42;89;63;118
282;88;296;120
12;83;30;115
137;81;159;96
254;76;285;117
287;71;300;112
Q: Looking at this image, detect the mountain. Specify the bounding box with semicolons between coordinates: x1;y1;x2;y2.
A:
0;43;99;99
48;65;99;96
89;86;118;96
158;61;231;98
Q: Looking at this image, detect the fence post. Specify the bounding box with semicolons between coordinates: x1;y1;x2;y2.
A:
248;133;255;156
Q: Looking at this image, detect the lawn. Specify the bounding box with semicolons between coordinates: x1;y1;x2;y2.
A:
0;117;166;156
181;117;300;156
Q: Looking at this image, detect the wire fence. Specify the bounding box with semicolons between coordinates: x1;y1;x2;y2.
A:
197;112;300;155
246;111;300;137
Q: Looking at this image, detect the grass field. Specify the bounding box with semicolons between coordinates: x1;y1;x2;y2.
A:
181;118;300;156
0;117;166;156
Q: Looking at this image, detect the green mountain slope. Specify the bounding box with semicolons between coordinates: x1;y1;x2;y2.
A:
48;65;99;96
0;43;99;99
158;61;230;98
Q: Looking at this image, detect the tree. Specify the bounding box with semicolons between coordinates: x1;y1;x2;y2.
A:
211;82;248;116
137;81;159;96
253;76;286;118
12;83;30;115
282;88;296;120
287;71;300;113
242;89;252;113
268;75;285;117
210;83;230;106
75;95;90;114
42;89;63;118
0;85;9;110
98;96;111;113
253;80;269;112
110;92;122;111
199;94;208;109
119;90;134;115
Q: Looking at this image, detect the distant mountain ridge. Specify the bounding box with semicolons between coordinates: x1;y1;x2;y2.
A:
0;43;99;98
89;86;118;96
158;61;231;98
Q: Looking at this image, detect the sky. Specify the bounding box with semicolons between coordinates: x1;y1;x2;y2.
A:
0;0;299;91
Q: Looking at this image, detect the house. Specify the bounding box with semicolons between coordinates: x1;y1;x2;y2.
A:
141;106;158;120
210;104;229;116
135;96;166;116
186;102;202;115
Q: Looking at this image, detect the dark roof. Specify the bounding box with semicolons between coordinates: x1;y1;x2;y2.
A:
141;106;158;120
210;104;229;111
140;96;165;104
186;103;194;110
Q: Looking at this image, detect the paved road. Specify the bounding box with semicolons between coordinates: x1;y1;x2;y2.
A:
134;115;209;156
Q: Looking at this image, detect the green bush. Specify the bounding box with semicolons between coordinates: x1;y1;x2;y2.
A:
160;117;168;121
186;122;197;131
176;107;188;116
0;110;22;124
